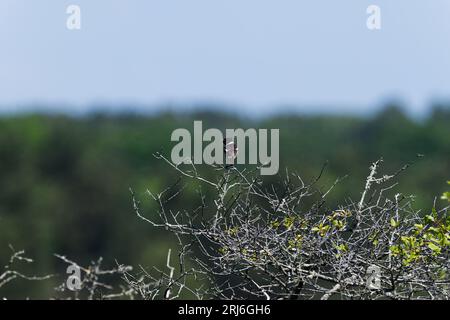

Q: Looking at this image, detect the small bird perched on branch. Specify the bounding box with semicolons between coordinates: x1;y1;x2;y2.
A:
223;138;238;169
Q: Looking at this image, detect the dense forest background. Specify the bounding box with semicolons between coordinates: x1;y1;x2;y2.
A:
0;105;449;298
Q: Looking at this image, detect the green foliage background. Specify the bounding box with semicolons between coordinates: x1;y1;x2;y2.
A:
0;105;449;298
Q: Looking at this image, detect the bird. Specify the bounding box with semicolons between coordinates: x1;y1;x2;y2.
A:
223;138;238;169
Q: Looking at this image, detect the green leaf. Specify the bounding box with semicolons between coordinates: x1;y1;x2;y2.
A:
424;214;435;224
390;218;399;228
389;245;401;256
336;244;348;252
429;227;440;233
270;220;280;229
283;216;295;229
428;242;441;254
332;219;345;230
441;192;450;201
414;224;424;233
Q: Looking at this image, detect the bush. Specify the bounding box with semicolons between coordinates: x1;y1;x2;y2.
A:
128;157;450;300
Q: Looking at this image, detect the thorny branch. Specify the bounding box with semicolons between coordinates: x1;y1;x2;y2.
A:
130;157;450;300
0;245;53;297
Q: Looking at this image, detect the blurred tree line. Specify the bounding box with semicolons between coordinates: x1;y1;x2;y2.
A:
0;105;448;298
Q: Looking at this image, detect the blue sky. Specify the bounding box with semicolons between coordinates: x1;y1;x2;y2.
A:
1;1;450;115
